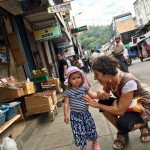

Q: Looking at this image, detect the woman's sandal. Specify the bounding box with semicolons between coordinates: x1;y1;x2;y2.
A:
140;123;150;143
113;132;129;150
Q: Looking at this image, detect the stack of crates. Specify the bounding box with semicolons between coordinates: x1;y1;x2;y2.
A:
0;102;21;124
0;108;9;126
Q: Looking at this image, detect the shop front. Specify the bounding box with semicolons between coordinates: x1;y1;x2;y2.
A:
0;1;73;146
0;7;27;80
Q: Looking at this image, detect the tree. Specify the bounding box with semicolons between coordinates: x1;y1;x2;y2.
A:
79;25;112;49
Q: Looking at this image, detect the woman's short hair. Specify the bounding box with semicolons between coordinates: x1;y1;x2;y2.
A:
92;55;119;76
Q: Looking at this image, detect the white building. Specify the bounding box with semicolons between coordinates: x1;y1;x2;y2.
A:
134;0;150;26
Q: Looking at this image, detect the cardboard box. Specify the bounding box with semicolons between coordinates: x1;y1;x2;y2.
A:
0;88;24;101
22;82;35;95
25;94;54;115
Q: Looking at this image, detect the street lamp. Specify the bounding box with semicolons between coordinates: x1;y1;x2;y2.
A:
72;12;82;28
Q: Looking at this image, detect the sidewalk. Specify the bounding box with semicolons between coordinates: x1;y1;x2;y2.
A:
22;73;150;150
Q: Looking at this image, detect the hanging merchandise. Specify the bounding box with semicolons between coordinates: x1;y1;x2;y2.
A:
0;44;9;77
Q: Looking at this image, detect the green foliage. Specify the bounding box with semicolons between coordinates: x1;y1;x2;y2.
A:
79;25;111;49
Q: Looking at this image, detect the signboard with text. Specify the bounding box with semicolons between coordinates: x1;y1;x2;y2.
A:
64;47;75;57
33;20;62;41
47;2;71;13
71;25;88;34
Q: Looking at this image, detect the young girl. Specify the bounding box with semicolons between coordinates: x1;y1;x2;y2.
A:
63;66;100;150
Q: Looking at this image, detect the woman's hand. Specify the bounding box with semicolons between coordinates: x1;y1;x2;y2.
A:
84;94;100;108
97;90;110;100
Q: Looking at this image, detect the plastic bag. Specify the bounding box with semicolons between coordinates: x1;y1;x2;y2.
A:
1;137;18;150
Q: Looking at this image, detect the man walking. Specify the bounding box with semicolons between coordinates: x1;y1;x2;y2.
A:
112;36;129;72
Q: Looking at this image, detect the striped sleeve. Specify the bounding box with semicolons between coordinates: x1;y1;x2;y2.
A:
63;89;70;97
84;86;89;93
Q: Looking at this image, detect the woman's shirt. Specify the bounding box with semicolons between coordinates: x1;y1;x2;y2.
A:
122;80;137;93
64;86;89;112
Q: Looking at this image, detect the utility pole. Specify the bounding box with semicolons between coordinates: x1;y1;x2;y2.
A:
72;16;76;28
72;12;82;56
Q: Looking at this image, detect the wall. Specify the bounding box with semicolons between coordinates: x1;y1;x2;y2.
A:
4;17;26;80
115;19;136;33
134;0;150;26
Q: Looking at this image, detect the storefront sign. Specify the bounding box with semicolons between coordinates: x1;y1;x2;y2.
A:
56;38;70;49
64;47;75;57
71;25;88;34
33;21;62;41
47;2;71;13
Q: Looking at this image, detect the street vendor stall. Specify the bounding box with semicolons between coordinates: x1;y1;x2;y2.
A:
0;68;61;141
0;76;34;140
31;68;61;93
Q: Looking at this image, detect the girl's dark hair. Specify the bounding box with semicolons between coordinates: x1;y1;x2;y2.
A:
92;55;119;76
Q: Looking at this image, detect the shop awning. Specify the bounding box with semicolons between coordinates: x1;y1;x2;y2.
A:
25;11;55;24
0;0;23;15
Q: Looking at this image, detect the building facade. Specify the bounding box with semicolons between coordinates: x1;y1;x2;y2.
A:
111;12;137;44
134;0;150;26
0;0;78;81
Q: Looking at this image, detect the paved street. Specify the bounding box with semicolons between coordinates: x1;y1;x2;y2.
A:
23;59;150;150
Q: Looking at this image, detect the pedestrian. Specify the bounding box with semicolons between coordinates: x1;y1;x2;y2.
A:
112;36;129;72
90;50;104;62
63;66;100;150
77;57;84;71
65;57;72;67
57;53;68;92
84;55;150;150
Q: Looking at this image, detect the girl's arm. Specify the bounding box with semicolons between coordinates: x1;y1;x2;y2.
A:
87;88;111;100
84;91;133;116
87;90;97;99
64;97;70;124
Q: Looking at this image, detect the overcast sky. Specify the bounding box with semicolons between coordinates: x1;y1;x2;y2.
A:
70;0;136;27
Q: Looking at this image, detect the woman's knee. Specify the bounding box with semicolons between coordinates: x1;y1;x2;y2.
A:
116;117;134;132
116;112;144;132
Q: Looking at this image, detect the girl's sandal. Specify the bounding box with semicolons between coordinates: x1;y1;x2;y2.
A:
140;123;150;143
113;132;129;150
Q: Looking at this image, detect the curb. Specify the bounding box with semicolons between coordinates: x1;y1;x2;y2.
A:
16;117;40;150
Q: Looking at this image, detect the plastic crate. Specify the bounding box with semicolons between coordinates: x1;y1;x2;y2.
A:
0;102;21;121
0;108;9;126
32;76;49;83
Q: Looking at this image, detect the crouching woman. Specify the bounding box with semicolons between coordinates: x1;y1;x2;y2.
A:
84;55;150;149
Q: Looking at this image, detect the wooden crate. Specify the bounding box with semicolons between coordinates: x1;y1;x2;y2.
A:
25;94;54;115
0;88;24;101
43;90;57;105
22;82;35;95
48;78;61;93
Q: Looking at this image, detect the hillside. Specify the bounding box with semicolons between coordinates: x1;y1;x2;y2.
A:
79;25;112;49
